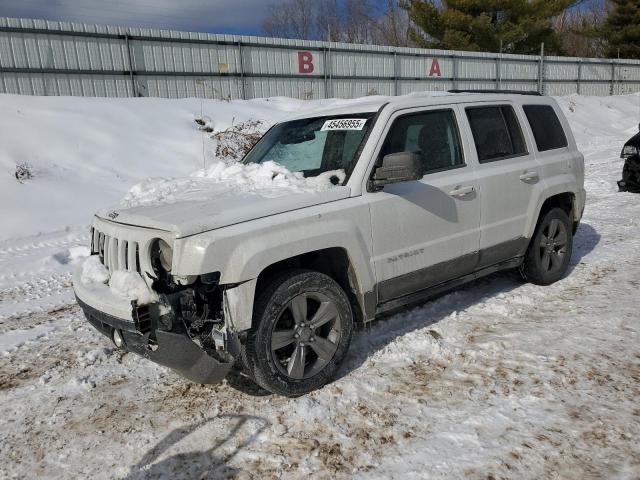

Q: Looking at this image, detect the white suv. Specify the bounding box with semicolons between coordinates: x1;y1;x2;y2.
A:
73;91;586;396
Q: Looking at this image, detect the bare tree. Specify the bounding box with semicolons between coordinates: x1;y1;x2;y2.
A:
342;0;376;43
262;5;290;38
371;0;414;47
263;0;416;47
316;0;342;41
554;2;608;57
263;0;316;39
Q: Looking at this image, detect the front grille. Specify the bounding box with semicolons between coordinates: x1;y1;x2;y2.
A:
91;227;141;273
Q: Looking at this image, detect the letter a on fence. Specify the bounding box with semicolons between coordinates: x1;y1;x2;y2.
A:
429;58;441;77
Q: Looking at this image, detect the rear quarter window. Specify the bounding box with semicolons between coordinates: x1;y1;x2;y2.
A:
523;105;568;152
466;105;527;163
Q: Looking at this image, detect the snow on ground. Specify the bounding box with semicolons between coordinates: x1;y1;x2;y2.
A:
1;93;639;479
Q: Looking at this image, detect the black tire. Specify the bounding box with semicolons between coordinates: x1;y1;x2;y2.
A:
241;269;353;397
520;207;573;286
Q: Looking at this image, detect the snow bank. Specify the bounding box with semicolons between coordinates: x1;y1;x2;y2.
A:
108;270;158;305
557;94;640;149
0;95;314;241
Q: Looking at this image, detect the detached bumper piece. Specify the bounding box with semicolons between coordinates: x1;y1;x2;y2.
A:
76;295;233;384
619;152;640;193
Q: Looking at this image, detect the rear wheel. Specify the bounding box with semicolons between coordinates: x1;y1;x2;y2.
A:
241;269;353;396
521;207;573;285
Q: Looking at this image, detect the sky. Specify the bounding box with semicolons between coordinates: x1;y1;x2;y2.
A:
0;0;606;37
0;0;287;35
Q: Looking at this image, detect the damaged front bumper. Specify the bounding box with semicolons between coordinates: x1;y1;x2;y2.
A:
73;266;235;384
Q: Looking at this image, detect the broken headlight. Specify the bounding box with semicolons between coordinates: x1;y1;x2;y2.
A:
621;145;638;159
151;239;173;275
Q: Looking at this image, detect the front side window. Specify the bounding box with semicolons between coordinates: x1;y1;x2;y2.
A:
466;105;527;163
379;109;464;174
243;114;375;180
523;105;568;152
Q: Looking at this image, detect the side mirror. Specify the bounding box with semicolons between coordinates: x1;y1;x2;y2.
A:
372;152;423;189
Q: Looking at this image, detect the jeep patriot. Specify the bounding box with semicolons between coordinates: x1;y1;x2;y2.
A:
73;91;586;396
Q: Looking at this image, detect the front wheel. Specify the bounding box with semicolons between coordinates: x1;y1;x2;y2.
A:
241;269;353;396
520;207;573;285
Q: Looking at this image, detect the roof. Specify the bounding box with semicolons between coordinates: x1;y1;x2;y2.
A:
283;90;553;122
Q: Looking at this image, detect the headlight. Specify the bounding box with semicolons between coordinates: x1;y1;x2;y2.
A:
151;239;173;275
621;145;638;159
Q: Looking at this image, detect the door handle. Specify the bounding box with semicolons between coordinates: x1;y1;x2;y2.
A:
448;185;475;198
519;171;539;182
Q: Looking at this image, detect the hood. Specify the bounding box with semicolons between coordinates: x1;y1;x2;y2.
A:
98;183;351;238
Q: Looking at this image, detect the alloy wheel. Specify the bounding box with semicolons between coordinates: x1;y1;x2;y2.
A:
270;292;342;380
538;218;568;273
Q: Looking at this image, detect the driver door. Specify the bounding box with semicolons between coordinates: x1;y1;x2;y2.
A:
365;106;481;304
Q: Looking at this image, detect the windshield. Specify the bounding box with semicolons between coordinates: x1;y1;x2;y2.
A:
242;114;375;182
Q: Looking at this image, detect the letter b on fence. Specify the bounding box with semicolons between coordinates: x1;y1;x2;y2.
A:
298;51;314;74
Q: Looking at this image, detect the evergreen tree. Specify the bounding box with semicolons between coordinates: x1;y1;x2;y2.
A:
604;0;640;59
405;0;578;55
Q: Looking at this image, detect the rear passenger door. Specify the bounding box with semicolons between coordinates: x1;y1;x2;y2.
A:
462;103;540;268
521;103;574;191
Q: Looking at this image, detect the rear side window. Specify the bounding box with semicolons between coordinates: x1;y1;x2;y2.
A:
380;109;464;174
523;105;568;152
466;105;527;163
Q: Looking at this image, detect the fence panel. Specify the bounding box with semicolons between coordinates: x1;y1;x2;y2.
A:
2;16;640;99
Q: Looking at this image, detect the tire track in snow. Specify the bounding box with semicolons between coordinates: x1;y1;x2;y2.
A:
0;229;89;323
0;234;89;262
0;275;75;324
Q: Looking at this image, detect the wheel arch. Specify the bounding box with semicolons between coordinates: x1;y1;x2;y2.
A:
224;246;371;333
254;247;367;327
541;192;574;217
527;190;577;239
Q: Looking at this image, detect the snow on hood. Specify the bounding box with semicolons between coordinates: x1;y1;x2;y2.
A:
99;160;349;237
122;160;346;207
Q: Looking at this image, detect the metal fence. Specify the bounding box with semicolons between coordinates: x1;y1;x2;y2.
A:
2;16;640;100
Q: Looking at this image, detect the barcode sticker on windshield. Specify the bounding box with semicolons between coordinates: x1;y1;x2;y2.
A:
321;118;368;131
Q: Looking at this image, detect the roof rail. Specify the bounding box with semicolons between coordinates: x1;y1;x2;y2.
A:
448;89;542;96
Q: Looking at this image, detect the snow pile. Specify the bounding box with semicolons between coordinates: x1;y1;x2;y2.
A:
121;176;207;208
196;160;345;191
65;245;91;262
108;270;158;305
80;255;109;284
122;158;346;208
